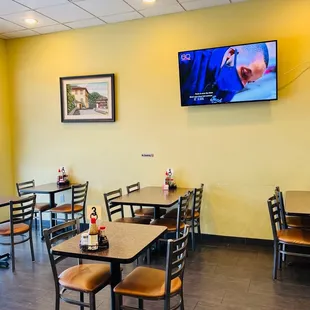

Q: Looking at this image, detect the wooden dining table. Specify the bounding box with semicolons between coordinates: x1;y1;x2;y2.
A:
19;182;73;238
52;221;166;310
110;186;192;219
0;195;24;268
285;191;310;216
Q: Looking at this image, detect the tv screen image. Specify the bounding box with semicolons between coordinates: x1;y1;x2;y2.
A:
178;40;277;106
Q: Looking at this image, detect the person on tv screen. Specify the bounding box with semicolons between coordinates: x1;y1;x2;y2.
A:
179;43;270;105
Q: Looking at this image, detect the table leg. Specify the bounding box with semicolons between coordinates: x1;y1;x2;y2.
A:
154;206;160;219
0;253;10;268
110;262;122;310
50;193;56;227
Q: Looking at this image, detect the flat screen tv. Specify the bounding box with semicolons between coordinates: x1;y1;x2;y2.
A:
178;40;278;106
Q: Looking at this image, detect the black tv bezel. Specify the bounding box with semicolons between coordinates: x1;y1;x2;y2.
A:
178;39;278;107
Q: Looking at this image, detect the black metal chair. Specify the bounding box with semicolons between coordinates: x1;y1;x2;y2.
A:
0;195;36;272
275;186;310;229
104;188;151;225
50;181;89;226
267;195;310;279
151;191;192;239
126;182;166;219
114;224;189;310
44;219;111;310
164;185;203;250
16;180;51;239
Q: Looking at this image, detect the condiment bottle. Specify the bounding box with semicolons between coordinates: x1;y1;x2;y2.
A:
79;233;88;252
98;226;109;249
88;217;98;251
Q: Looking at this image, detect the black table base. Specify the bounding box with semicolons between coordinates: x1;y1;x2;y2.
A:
0;253;10;268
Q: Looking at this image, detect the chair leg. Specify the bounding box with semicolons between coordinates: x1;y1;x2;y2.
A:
10;235;15;273
191;219;195;251
282;244;286;262
89;292;96;310
29;230;35;262
180;290;185;310
147;247;151;265
39;211;44;239
164;296;170;310
273;242;278;280
197;219;202;240
55;286;60;310
138;298;144;310
50;212;53;228
34;214;38;230
80;292;84;310
65;213;68;223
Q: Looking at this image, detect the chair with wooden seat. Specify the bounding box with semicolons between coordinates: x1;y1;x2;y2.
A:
126;182;166;219
104;188;151;225
44;219;111;310
49;181;89;226
16;180;52;239
151;191;192;239
0;195;36;272
165;184;204;251
114;225;190;310
267;195;310;279
275;186;310;229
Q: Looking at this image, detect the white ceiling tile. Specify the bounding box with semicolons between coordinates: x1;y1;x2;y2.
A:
125;0;178;11
102;11;142;24
75;0;134;17
139;3;184;18
5;29;39;38
14;0;69;9
180;0;230;11
0;18;25;33
35;24;70;34
37;3;93;23
65;17;105;29
3;10;58;29
0;0;29;15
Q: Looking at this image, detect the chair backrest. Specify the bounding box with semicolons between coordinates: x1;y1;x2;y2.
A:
16;180;35;198
165;225;190;298
44;219;80;291
267;195;282;241
104;188;124;221
192;183;204;217
274;186;287;229
126;182;140;217
176;191;192;238
9;195;36;232
71;182;89;214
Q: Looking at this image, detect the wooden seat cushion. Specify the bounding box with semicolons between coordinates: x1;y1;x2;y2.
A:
164;209;200;220
278;229;310;245
115;217;151;225
0;222;29;236
114;266;181;298
134;208;166;218
50;204;83;213
59;264;111;292
151;218;185;232
34;202;51;212
287;216;310;229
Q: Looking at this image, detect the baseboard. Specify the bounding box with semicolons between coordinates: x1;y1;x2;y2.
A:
200;233;273;247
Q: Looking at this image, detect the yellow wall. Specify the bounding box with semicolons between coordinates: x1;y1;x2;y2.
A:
0;39;14;221
6;0;310;239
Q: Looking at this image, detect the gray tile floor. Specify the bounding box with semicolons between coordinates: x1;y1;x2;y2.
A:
1;233;310;310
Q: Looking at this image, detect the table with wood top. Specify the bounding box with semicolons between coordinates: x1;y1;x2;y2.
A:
52;221;167;310
285;191;310;216
19;183;73;238
0;195;24;268
110;186;192;219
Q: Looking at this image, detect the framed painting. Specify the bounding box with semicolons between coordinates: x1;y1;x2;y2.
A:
60;74;115;123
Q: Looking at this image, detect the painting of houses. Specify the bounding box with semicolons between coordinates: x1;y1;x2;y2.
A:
60;74;115;122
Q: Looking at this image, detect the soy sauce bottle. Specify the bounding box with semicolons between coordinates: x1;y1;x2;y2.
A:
98;226;109;249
